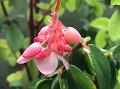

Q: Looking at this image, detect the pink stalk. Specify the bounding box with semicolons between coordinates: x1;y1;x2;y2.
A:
55;0;61;13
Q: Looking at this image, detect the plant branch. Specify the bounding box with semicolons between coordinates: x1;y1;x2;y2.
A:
29;0;35;44
0;0;9;17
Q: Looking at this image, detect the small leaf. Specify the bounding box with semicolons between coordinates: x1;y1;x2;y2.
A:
108;10;120;41
95;30;107;48
91;17;109;30
44;15;52;25
37;2;49;10
65;0;76;12
69;65;96;89
111;0;120;5
6;69;28;87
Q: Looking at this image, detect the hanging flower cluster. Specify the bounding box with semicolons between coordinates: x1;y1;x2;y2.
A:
17;0;81;76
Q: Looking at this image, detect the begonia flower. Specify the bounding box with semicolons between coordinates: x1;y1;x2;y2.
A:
17;0;81;76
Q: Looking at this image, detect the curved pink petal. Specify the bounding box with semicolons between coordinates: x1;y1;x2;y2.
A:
55;53;69;70
38;26;48;36
36;52;58;75
23;42;42;58
64;27;81;44
17;55;32;64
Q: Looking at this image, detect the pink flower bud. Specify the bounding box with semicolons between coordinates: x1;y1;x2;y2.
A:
64;27;81;44
23;42;42;58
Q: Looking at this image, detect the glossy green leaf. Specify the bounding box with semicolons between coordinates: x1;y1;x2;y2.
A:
69;65;96;89
35;79;52;89
91;17;109;30
89;45;111;89
65;0;76;12
3;23;24;52
95;30;107;48
59;78;69;89
111;0;120;5
108;10;120;41
113;45;120;63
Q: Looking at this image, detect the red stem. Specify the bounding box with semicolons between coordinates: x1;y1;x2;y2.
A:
55;0;61;13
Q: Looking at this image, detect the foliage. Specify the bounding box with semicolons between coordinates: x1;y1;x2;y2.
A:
0;0;120;89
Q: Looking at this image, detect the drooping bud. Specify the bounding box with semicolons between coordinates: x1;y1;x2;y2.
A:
64;27;81;44
23;42;42;58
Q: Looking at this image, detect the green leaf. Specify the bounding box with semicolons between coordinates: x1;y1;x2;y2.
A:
91;17;109;30
44;15;52;25
113;45;120;63
35;79;52;89
108;10;120;41
111;0;120;5
0;39;19;66
59;78;69;89
65;0;76;12
95;30;107;48
89;45;111;89
37;2;49;10
69;65;96;89
3;23;24;52
6;69;28;87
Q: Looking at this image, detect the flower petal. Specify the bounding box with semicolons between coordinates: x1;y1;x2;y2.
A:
56;53;69;70
36;52;58;75
17;55;32;64
23;42;42;58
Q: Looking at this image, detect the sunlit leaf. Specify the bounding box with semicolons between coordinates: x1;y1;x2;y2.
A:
111;0;120;5
108;10;120;41
65;0;76;12
95;30;107;48
7;69;28;87
91;17;109;30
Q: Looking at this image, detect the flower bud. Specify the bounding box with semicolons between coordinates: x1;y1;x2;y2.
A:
64;27;81;44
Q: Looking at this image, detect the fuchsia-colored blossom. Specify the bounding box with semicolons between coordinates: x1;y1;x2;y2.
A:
17;0;81;76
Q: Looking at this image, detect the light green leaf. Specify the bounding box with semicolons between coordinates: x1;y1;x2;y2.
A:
69;65;96;89
89;45;111;89
7;69;28;87
65;0;76;12
91;17;109;30
108;10;120;41
111;0;120;5
95;30;107;48
44;15;52;25
37;2;49;10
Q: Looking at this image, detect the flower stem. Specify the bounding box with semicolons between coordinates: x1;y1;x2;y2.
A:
55;0;61;13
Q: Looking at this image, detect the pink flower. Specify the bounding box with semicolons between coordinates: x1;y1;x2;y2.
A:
17;0;81;76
